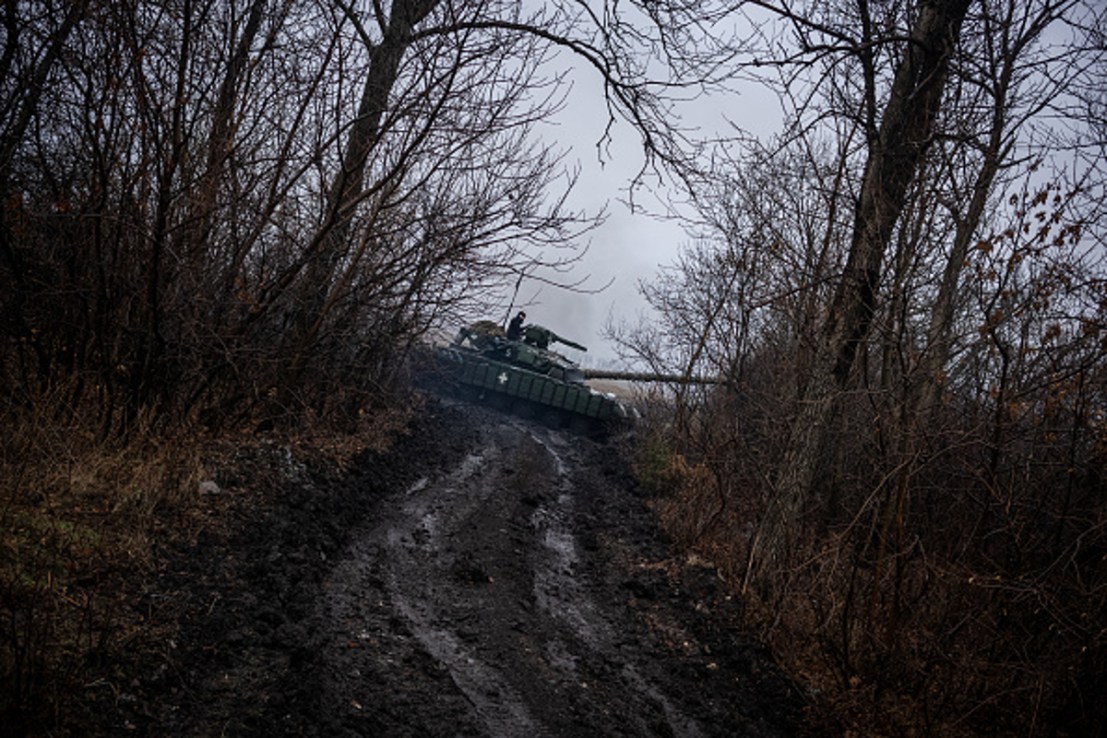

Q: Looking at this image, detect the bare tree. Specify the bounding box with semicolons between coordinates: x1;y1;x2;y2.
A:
611;0;1106;731
753;0;974;578
0;0;626;429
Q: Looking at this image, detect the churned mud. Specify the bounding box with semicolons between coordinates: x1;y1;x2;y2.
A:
101;398;802;736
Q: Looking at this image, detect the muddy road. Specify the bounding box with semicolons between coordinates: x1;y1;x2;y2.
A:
116;399;801;736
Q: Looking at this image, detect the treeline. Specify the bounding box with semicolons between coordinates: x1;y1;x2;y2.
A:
617;1;1107;734
0;0;604;436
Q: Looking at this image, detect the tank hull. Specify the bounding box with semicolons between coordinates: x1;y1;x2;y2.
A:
435;345;630;428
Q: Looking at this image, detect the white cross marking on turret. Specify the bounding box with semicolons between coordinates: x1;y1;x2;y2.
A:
498;372;509;385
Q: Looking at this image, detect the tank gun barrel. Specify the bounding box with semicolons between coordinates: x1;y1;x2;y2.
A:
582;369;721;385
552;334;587;352
522;325;587;352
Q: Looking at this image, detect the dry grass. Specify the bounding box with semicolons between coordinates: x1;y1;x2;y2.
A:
0;386;418;734
286;397;421;470
0;398;207;733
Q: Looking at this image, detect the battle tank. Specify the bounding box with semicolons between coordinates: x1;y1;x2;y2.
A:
434;319;630;432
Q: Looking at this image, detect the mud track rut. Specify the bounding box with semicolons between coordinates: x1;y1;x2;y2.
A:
128;400;799;737
310;409;799;737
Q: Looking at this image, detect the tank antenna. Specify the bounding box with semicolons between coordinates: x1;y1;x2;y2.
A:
504;269;526;328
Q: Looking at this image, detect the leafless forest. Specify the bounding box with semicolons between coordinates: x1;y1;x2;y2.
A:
3;0;1106;734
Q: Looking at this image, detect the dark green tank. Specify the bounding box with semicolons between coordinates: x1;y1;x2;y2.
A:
436;320;630;430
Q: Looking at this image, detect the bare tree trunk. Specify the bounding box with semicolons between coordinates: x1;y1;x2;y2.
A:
0;0;86;337
916;154;1000;419
288;0;438;364
131;0;197;418
751;0;972;584
915;0;1048;421
0;1;87;185
180;0;274;261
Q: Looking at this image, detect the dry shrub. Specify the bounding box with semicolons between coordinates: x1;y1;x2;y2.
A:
635;392;1107;737
631;419;728;547
739;518;1106;737
651;453;717;545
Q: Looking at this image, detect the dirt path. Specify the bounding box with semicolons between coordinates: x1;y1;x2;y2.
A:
110;399;801;736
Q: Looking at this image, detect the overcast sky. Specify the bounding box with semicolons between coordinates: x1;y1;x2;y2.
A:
520;57;780;367
528;96;685;367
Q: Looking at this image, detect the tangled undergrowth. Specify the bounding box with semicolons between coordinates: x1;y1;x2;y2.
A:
635;420;1107;738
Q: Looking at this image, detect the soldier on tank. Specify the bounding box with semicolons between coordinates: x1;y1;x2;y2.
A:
506;310;526;340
